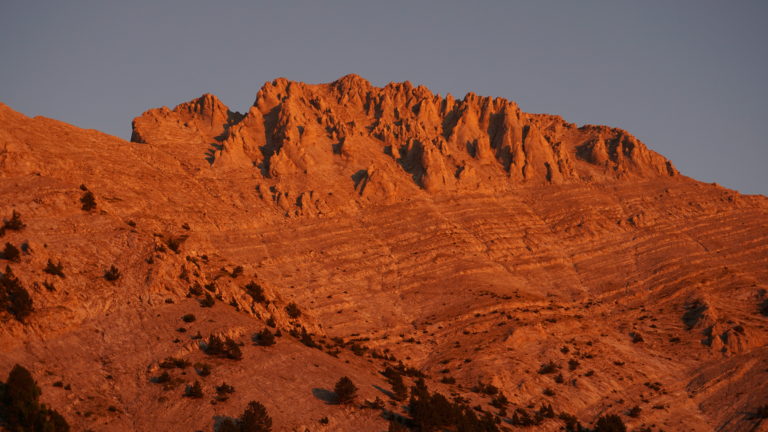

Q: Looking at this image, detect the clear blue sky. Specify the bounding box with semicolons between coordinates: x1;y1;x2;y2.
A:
1;1;766;195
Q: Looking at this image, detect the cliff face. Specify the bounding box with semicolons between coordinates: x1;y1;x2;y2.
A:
132;75;676;197
0;77;767;432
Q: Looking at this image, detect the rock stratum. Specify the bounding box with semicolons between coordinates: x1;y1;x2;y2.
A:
0;75;767;432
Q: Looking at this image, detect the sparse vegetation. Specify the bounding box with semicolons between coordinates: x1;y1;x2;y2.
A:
0;265;33;321
559;412;583;431
104;265;121;282
408;377;499;431
196;363;211;377
231;266;243;278
215;383;235;401
760;299;768;317
220;401;273;432
165;235;187;254
153;372;171;384
385;370;408;402
245;281;267;303
1;242;21;262
188;283;203;296
490;394;509;410
1;211;26;236
539;361;558;374
0;364;70;431
44;259;65;277
219;419;239;432
184;381;203;398
285;302;301;318
472;381;499;395
439;376;456;384
301;329;320;348
204;335;243;360
510;404;555;427
240;401;273;432
255;328;275;347
334;376;358;404
200;293;215;307
80;191;96;211
594;414;627;432
159;357;191;369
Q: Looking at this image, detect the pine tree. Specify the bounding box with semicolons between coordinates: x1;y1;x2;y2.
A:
185;381;203;398
244;281;266;303
0;364;69;431
1;243;21;262
224;338;243;360
334;376;358;405
240;401;272;432
44;259;65;277
594;414;627;432
256;328;276;346
206;335;225;355
80;191;96;211
1;211;26;235
1;265;33;321
285;302;301;318
104;265;121;281
218;419;239;432
389;373;408;402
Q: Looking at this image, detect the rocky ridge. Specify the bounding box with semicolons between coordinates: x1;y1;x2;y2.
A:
0;75;766;431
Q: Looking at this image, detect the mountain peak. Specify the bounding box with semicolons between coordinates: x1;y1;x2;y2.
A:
131;75;676;196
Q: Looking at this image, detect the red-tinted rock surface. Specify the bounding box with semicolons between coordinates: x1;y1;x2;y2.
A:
0;76;766;432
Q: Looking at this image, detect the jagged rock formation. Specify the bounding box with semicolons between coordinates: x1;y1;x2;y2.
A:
132;74;677;199
0;76;766;432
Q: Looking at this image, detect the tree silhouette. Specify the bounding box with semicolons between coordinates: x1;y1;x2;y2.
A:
80;191;96;211
1;265;33;321
244;281;266;303
0;364;69;431
334;376;358;405
3;211;26;232
240;401;272;432
255;328;275;346
44;259;65;278
185;381;203;398
389;373;408;402
285;302;301;318
104;265;121;282
594;414;627;432
1;243;21;262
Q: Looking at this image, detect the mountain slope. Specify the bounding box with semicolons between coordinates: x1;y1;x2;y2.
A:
0;76;767;432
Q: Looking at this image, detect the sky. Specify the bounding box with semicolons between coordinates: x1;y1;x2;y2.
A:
1;1;766;195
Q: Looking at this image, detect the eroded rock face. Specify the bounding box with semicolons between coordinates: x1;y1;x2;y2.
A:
132;74;677;195
0;76;766;432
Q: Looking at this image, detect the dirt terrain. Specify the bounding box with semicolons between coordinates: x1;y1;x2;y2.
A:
1;75;766;431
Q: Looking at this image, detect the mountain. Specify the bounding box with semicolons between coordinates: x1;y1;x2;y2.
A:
1;75;767;432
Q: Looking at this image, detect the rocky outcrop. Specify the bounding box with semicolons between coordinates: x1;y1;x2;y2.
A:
131;75;677;195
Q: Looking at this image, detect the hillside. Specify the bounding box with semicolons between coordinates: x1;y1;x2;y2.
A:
1;75;767;432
